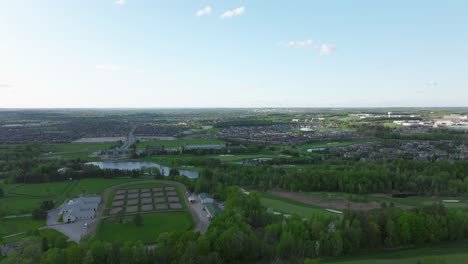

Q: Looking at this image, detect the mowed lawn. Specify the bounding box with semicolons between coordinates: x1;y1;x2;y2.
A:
0;217;44;237
96;211;193;244
67;177;150;197
317;241;468;264
42;143;115;160
137;139;225;148
258;192;337;218
0;181;74;215
303;192;468;209
0;177;151;215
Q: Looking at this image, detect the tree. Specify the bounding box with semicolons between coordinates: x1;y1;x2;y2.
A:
115;209;125;223
41;237;49;252
40;248;67;264
134;213;143;226
0;187;4;198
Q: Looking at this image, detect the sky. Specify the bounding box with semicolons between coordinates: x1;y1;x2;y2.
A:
0;0;467;108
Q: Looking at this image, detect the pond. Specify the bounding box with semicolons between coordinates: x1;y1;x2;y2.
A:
86;161;199;179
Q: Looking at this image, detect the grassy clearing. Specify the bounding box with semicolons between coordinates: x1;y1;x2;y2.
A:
316;241;468;264
42;143;115;160
95;211;193;244
0;181;74;215
1;229;68;246
297;139;380;151
142;152;281;166
303;192;468;209
67;177;149;197
120;182;168;189
0;217;44;237
137;139;225;148
258;192;336;218
0;177;150;215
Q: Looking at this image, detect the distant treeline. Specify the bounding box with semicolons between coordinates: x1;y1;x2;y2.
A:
355;124;467;141
195;160;468;196
214;119;276;127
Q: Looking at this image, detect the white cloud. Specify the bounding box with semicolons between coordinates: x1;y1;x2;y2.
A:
114;0;126;5
196;6;212;17
95;64;123;71
318;44;336;55
425;80;438;87
279;39;336;55
220;6;245;19
281;39;313;48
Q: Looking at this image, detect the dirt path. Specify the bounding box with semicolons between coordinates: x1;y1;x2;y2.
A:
86;180;202;237
267;190;381;211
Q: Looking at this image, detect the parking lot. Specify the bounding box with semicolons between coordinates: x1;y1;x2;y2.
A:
46;208;91;243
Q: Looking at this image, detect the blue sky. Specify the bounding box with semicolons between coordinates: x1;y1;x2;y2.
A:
0;0;467;108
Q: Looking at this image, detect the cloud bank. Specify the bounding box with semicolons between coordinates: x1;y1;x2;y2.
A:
196;6;212;17
279;39;336;55
220;6;245;19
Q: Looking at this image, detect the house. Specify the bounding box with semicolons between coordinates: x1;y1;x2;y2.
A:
205;203;221;219
1;242;17;256
60;196;101;223
198;193;214;204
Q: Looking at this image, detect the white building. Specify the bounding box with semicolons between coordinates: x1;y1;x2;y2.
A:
60;196;101;223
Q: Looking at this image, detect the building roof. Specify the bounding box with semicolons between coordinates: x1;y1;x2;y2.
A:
60;196;100;219
205;203;221;217
198;193;213;200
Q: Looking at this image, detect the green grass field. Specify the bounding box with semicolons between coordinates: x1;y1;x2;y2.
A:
137;139;225;148
314;241;468;264
0;177;150;216
303;192;468;209
95;211;193;244
66;177;150;197
0;181;74;215
297;139;380;151
42;143;115;160
258;192;337;218
0;217;44;237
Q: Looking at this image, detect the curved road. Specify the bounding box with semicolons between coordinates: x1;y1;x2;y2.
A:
86;180;205;237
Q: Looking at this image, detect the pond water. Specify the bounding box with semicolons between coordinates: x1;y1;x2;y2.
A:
86;161;199;179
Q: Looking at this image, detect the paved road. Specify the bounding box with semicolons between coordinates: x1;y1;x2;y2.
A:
2;214;32;219
119;125;136;151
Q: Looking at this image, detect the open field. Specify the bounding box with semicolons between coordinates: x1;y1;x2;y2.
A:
0;181;74;215
0;177;150;216
304;192;468;209
267;190;381;211
95;211;193;244
142;151;282;167
66;177;150;197
316;241;468;264
42;143;115;160
258;192;337;218
297;139;380;151
1;228;68;246
0;217;44;237
137;139;225;148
